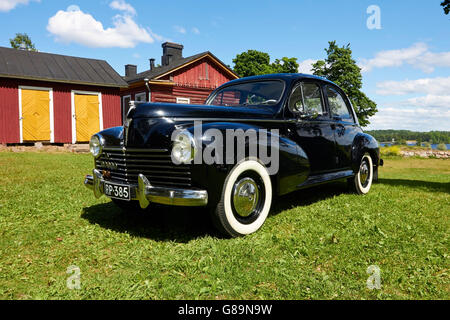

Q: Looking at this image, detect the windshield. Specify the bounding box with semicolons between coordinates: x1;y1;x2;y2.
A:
206;80;284;108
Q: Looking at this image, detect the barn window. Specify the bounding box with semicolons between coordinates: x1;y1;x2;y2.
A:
176;97;190;104
135;92;147;102
205;62;209;80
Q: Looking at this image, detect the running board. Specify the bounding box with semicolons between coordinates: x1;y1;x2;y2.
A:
297;170;354;190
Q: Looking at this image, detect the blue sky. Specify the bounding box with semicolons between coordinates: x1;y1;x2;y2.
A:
1;0;449;131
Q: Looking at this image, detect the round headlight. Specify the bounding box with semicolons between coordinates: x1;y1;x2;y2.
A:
89;134;103;158
171;131;196;164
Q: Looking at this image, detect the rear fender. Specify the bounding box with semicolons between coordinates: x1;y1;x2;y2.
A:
351;133;380;176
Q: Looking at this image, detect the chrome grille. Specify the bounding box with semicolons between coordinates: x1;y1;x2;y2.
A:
95;147;192;188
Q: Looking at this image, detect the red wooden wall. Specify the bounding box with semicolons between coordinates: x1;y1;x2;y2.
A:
121;56;237;108
0;78;122;144
0;80;19;143
169;57;233;89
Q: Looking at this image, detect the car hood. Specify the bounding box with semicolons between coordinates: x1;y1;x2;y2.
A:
132;102;276;120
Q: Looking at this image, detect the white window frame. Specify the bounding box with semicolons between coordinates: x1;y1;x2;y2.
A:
135;92;147;102
176;97;191;104
18;85;54;144
122;95;131;121
71;90;103;144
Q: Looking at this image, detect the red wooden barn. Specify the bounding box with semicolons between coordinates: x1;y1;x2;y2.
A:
121;42;238;118
0;46;128;144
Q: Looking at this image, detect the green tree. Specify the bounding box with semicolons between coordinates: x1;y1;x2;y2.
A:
9;33;37;51
271;57;299;74
233;50;298;78
437;143;447;151
312;41;377;127
442;0;450;14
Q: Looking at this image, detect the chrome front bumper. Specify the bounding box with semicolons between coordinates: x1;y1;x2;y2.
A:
84;169;208;209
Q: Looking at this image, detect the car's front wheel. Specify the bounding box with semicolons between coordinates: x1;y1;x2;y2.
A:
349;152;374;195
211;159;273;237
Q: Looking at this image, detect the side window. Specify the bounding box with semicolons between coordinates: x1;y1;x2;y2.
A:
288;82;324;117
326;87;353;121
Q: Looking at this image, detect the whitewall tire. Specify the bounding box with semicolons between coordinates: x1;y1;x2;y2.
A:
212;159;272;237
351;153;374;195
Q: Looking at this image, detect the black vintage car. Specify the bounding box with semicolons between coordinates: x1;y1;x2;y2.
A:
84;74;382;237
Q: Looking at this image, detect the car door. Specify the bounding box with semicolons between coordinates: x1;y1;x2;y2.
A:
286;80;337;174
324;85;360;170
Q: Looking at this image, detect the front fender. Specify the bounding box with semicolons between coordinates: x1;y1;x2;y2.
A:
97;126;123;147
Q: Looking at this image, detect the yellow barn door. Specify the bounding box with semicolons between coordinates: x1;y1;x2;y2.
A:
74;93;100;142
22;88;51;141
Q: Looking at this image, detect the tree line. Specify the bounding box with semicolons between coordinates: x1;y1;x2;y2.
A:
365;130;450;144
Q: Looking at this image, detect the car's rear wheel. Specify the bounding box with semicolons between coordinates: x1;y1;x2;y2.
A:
349;153;374;195
211;159;272;237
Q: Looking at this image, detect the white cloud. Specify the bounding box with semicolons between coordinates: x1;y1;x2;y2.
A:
376;77;450;96
369;76;450;131
192;27;200;35
367;91;450;131
298;59;317;75
391;94;450;112
109;0;136;16
359;42;450;73
366;106;450;131
0;0;38;12
173;25;186;34
47;6;158;48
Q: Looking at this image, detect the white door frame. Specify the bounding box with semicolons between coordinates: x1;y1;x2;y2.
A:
71;90;103;144
18;85;54;143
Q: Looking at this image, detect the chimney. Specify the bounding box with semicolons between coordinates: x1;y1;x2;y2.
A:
125;64;137;77
149;58;155;70
161;42;183;66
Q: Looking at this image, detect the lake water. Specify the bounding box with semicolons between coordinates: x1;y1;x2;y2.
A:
379;143;450;150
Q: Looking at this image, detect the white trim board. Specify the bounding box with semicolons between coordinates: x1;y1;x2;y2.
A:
18;85;54;143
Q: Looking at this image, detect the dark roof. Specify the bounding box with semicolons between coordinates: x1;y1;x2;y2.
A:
0;46;128;88
124;51;237;84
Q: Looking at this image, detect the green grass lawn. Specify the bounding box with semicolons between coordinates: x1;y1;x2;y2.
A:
0;151;448;300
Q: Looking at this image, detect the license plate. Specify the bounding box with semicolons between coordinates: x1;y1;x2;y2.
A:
104;182;131;201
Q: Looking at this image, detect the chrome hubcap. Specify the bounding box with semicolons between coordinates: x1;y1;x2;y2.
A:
360;161;369;186
233;178;259;217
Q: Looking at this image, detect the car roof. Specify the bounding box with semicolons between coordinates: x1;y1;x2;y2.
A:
224;73;336;86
